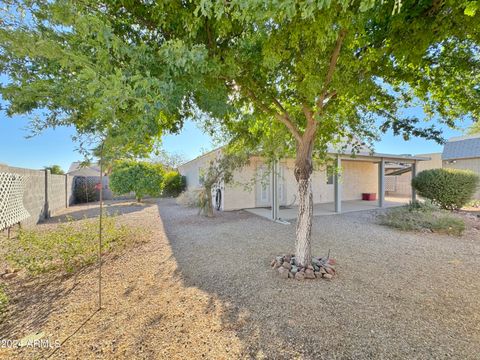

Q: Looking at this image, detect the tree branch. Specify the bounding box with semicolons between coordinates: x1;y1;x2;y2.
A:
246;88;302;143
317;29;347;112
302;103;317;143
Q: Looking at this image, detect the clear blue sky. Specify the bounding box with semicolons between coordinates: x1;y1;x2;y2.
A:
0;110;470;172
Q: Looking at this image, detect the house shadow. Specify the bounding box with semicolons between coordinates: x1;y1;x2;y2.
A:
45;201;151;223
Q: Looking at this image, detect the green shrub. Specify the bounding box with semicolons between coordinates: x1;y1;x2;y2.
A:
110;160;164;202
405;200;438;212
379;206;465;236
162;171;186;197
6;215;137;275
412;168;479;210
429;216;466;235
0;284;8;319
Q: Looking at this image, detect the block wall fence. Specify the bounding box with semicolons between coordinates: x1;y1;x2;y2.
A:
0;164;75;227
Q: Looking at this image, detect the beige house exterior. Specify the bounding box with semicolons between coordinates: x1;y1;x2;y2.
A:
179;148;427;215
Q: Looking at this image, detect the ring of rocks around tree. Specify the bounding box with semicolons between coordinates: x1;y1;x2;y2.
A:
271;255;336;280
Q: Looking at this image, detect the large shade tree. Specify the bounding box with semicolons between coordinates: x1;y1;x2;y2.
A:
100;0;479;267
2;0;480;268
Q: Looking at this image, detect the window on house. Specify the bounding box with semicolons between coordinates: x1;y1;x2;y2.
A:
326;166;334;185
198;168;204;185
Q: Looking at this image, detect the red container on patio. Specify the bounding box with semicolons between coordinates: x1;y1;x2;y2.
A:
362;193;377;201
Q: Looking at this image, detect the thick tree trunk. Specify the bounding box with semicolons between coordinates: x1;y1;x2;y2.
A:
295;175;313;267
294;134;315;268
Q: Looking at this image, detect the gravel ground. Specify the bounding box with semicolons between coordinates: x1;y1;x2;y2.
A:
1;198;479;359
159;200;480;359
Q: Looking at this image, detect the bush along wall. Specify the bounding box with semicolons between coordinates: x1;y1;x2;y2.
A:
412;168;479;210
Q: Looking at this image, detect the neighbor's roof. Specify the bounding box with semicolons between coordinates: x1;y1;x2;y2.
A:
442;134;480;160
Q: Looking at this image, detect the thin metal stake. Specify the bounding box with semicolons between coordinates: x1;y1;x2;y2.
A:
98;142;104;310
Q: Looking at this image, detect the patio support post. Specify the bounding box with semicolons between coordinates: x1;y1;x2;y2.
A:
271;159;279;221
411;161;417;203
334;156;342;213
378;158;385;208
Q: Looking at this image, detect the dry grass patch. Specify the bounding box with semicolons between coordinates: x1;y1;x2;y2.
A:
4;214;142;275
379;202;466;236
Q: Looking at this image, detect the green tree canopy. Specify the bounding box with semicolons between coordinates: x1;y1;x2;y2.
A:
44;164;64;175
0;0;205;160
109;160;164;202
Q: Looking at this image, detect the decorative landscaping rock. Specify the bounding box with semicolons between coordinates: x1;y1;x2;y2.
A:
271;254;337;280
305;269;315;279
294;271;305;281
273;259;283;269
325;266;335;276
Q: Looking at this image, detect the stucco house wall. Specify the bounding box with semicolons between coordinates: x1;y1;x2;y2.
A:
385;153;442;197
417;153;442;172
201;156;380;211
178;149;220;191
223;160;257;211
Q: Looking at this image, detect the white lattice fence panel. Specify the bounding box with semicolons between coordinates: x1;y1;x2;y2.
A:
385;176;397;192
0;172;30;230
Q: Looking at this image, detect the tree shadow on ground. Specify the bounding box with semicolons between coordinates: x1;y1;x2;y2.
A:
0;266;97;339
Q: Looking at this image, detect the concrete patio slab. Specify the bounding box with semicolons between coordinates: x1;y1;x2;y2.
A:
244;197;409;220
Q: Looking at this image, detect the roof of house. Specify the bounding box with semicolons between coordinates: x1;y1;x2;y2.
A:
178;146;430;169
67;162;101;176
442;134;480;160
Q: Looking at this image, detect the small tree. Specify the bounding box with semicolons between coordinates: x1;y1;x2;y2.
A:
198;152;248;217
412;169;480;210
44;165;65;175
110;161;164;202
